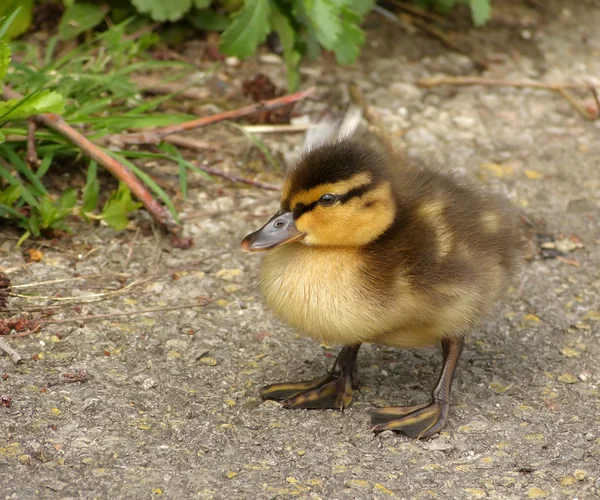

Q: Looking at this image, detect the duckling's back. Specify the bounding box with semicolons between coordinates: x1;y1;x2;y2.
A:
364;152;525;346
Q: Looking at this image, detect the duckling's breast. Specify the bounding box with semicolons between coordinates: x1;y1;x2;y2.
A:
260;244;391;346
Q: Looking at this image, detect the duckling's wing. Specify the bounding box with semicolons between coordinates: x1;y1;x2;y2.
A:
303;105;363;151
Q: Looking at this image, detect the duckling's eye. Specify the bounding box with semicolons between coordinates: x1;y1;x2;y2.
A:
318;194;337;206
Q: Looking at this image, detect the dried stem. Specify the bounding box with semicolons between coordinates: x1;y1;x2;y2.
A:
163;135;221;152
41;302;211;325
110;87;316;146
0;337;22;364
417;76;598;90
389;0;448;23
196;163;280;191
2;87;177;231
26;119;39;168
416;76;599;121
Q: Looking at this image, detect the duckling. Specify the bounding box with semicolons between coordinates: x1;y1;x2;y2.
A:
241;114;525;439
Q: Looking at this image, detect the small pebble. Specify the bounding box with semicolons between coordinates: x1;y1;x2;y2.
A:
142;378;157;390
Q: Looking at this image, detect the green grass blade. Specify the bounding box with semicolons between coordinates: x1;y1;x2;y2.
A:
0;144;48;195
0;202;26;221
104;149;179;221
227;122;282;170
36;153;54;178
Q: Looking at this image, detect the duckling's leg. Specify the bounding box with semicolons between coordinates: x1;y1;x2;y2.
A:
259;344;360;411
371;336;464;439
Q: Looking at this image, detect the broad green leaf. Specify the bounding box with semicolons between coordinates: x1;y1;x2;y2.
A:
57;188;77;210
193;0;212;8
131;0;193;22
58;3;107;41
270;5;301;91
0;185;22;206
0;41;10;81
470;0;491;26
333;7;364;65
219;0;272;59
0;1;33;41
101;182;142;231
0;90;65;123
189;9;231;32
350;0;375;16
303;0;341;50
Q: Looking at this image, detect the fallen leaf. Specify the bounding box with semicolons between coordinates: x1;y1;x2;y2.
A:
27;249;43;262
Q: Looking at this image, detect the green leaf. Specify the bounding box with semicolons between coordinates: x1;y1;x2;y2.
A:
470;0;491;26
189;9;231;32
0;41;10;81
131;0;193;22
270;5;301;91
333;7;365;65
0;184;22;206
58;3;107;41
0;1;33;41
350;0;375;16
193;0;212;8
100;182;142;231
0;90;65;124
82;160;100;215
219;0;272;59
106;150;179;220
57;188;77;211
303;0;341;50
0;201;26;220
0;131;4;143
0;144;47;196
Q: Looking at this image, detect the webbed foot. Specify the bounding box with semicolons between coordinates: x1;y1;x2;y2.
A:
371;336;465;439
371;401;449;438
260;344;360;411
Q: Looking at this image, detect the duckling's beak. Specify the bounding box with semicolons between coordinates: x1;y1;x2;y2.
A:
241;211;305;253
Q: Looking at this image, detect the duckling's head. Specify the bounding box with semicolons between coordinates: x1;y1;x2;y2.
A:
241;140;396;252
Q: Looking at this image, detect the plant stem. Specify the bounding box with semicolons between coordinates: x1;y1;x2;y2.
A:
0;337;22;364
26;119;38;168
195;163;280;191
2;87;177;231
416;76;599;121
110;87;317;146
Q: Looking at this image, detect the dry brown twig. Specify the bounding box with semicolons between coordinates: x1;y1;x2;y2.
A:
0;337;22;364
162;134;222;152
110;87;317;146
374;7;488;70
2;88;177;231
41;301;213;325
26;119;39;168
417;76;599;120
195;163;280;191
129;75;211;101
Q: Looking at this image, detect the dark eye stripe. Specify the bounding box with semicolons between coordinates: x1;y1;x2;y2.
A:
291;182;374;218
338;184;372;203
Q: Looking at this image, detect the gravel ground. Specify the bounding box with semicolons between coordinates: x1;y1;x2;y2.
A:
1;1;600;498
